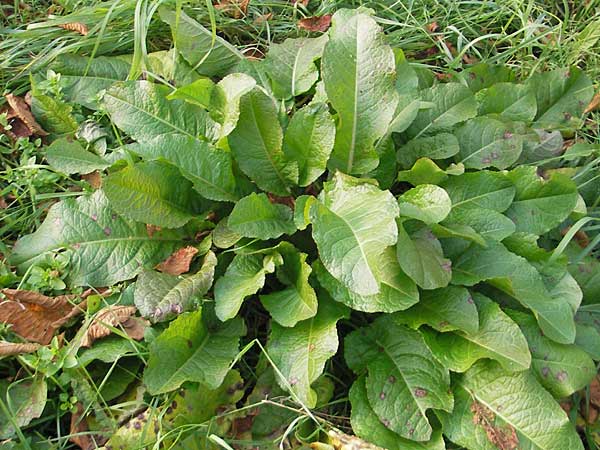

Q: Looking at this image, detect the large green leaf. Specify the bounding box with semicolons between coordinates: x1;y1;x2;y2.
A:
422;293;530;372
0;377;47;439
267;295;348;407
260;244;318;327
398;184;452;224
505;166;578;235
134;251;217;322
159;8;243;77
397;133;460;168
103;161;196;228
457;361;584;449
507;309;595;398
397;158;464;186
210;73;256;137
227;193;296;240
143;309;245;394
10;191;181;286
263;35;328;99
452;240;576;344
283;102;336;186
46;138;109;175
321;9;398;174
478;82;537;121
345;315;452;441
349;377;446;450
314;247;419;313
310;172;399;295
228;88;297;195
444;208;516;241
214;251;282;321
442;170;515;212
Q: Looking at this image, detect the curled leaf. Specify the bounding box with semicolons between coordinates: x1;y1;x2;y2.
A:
69;403;96;450
82;305;148;347
0;341;40;357
298;15;332;32
3;93;48;139
584;91;600;114
214;0;249;18
156;246;199;276
57;22;89;35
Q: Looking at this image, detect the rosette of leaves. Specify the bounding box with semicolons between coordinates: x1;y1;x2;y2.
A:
8;5;600;449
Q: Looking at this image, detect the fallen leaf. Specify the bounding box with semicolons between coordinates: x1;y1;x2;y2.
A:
471;401;519;450
267;193;295;209
326;429;381;449
0;289;76;344
243;47;266;60
0;341;40;357
81;305;148;347
294;0;309;6
561;226;590;248
156;246;199;276
81;171;102;189
2;93;48;139
0;197;7;209
462;54;479;64
426;22;439;33
254;12;273;25
585;91;600;114
587;406;599;424
298;14;332;32
214;0;249;19
70;403;95;450
590;377;600;408
57;22;89;35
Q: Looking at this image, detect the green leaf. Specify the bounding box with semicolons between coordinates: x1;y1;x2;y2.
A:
159;8;243;77
77;336;139;366
349;377;446;450
508;309;595;398
458;360;584;449
283;102;336;186
575;322;600;360
134;251;217;322
103;161;196;228
46;138;109;174
322;9;398;174
397;133;460;168
167;78;215;108
144;308;245;394
452;240;576;344
404;83;478;139
0;377;47;439
397;158;464;186
478;82;537;121
399;286;479;334
227;193;296;240
214;251;282;321
345;315;453;441
263;35;328;99
455;116;525;169
147;49;203;87
31;93;78;135
464;63;516;92
518;129;564;164
396;224;452;290
129;134;240;202
388;95;422;134
260;244;318;327
210;73;257;137
268;294;348;407
294;195;316;231
505;166;578;235
398;184;452;224
422;293;530;372
430;222;485;246
228;88;297;195
527;67;594;130
442;170;515;212
212;218;242;249
104;80;218;142
10;191;181;286
310;172;399;295
51;54;131;109
314;247;419;313
444;208;516;241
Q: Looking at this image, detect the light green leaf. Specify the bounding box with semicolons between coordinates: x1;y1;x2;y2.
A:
144;309;245;394
505;166;578;235
263;35;328;99
147;49;203;87
214;251;282;321
452;240;576;344
478;82;537;121
345;315;453;441
575;322;600;360
10;191;181;286
388;95;421;134
227;193;296;240
293;195;316;230
442;170;515;212
508;309;595;398
159;8;243;77
396;224;452;290
397;158;464;186
322;9;398;174
77;336;138;366
212;218;242;249
398;184;452;224
430;222;485;246
268;294;348;407
422;293;530;372
103;161;195;228
310;172;399;295
444;208;516;241
399;286;478;334
459;360;584;449
210;73;257;137
350;377;446;450
167;78;215;108
314;247;419;313
0;377;47;439
283;102;336;186
228;88;297;195
397;133;460;168
46;138;109;174
134;251;217;322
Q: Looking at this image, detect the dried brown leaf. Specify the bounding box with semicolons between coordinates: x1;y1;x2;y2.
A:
0;341;40;357
585;91;600;114
294;0;309;6
81;171;102;189
0;197;7;209
267;193;295;209
298;14;332;32
471;401;519;450
254;12;273;25
426;22;439;33
57;22;89;35
156;246;199;276
82;306;147;347
590;377;600;408
5;93;48;137
326;429;382;449
0;289;76;344
561;226;590;249
243;47;266;60
214;0;249;19
70;403;95;450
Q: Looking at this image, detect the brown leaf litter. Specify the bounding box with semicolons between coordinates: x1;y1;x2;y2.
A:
1;93;48;140
156;246;199;276
81;305;148;347
298;14;332;32
57;22;89;35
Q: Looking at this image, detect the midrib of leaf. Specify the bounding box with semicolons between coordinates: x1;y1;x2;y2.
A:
459;136;514;164
451;189;513;208
460;331;528;368
159;331;212;392
415;96;471;139
347;18;360;174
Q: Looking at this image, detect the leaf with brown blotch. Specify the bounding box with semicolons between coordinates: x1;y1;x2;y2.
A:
156;246;199;276
57;22;89;35
0;341;41;357
4;93;48;137
298;14;332;32
81;305;148;347
585;92;600;114
471;401;519;450
0;289;76;344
